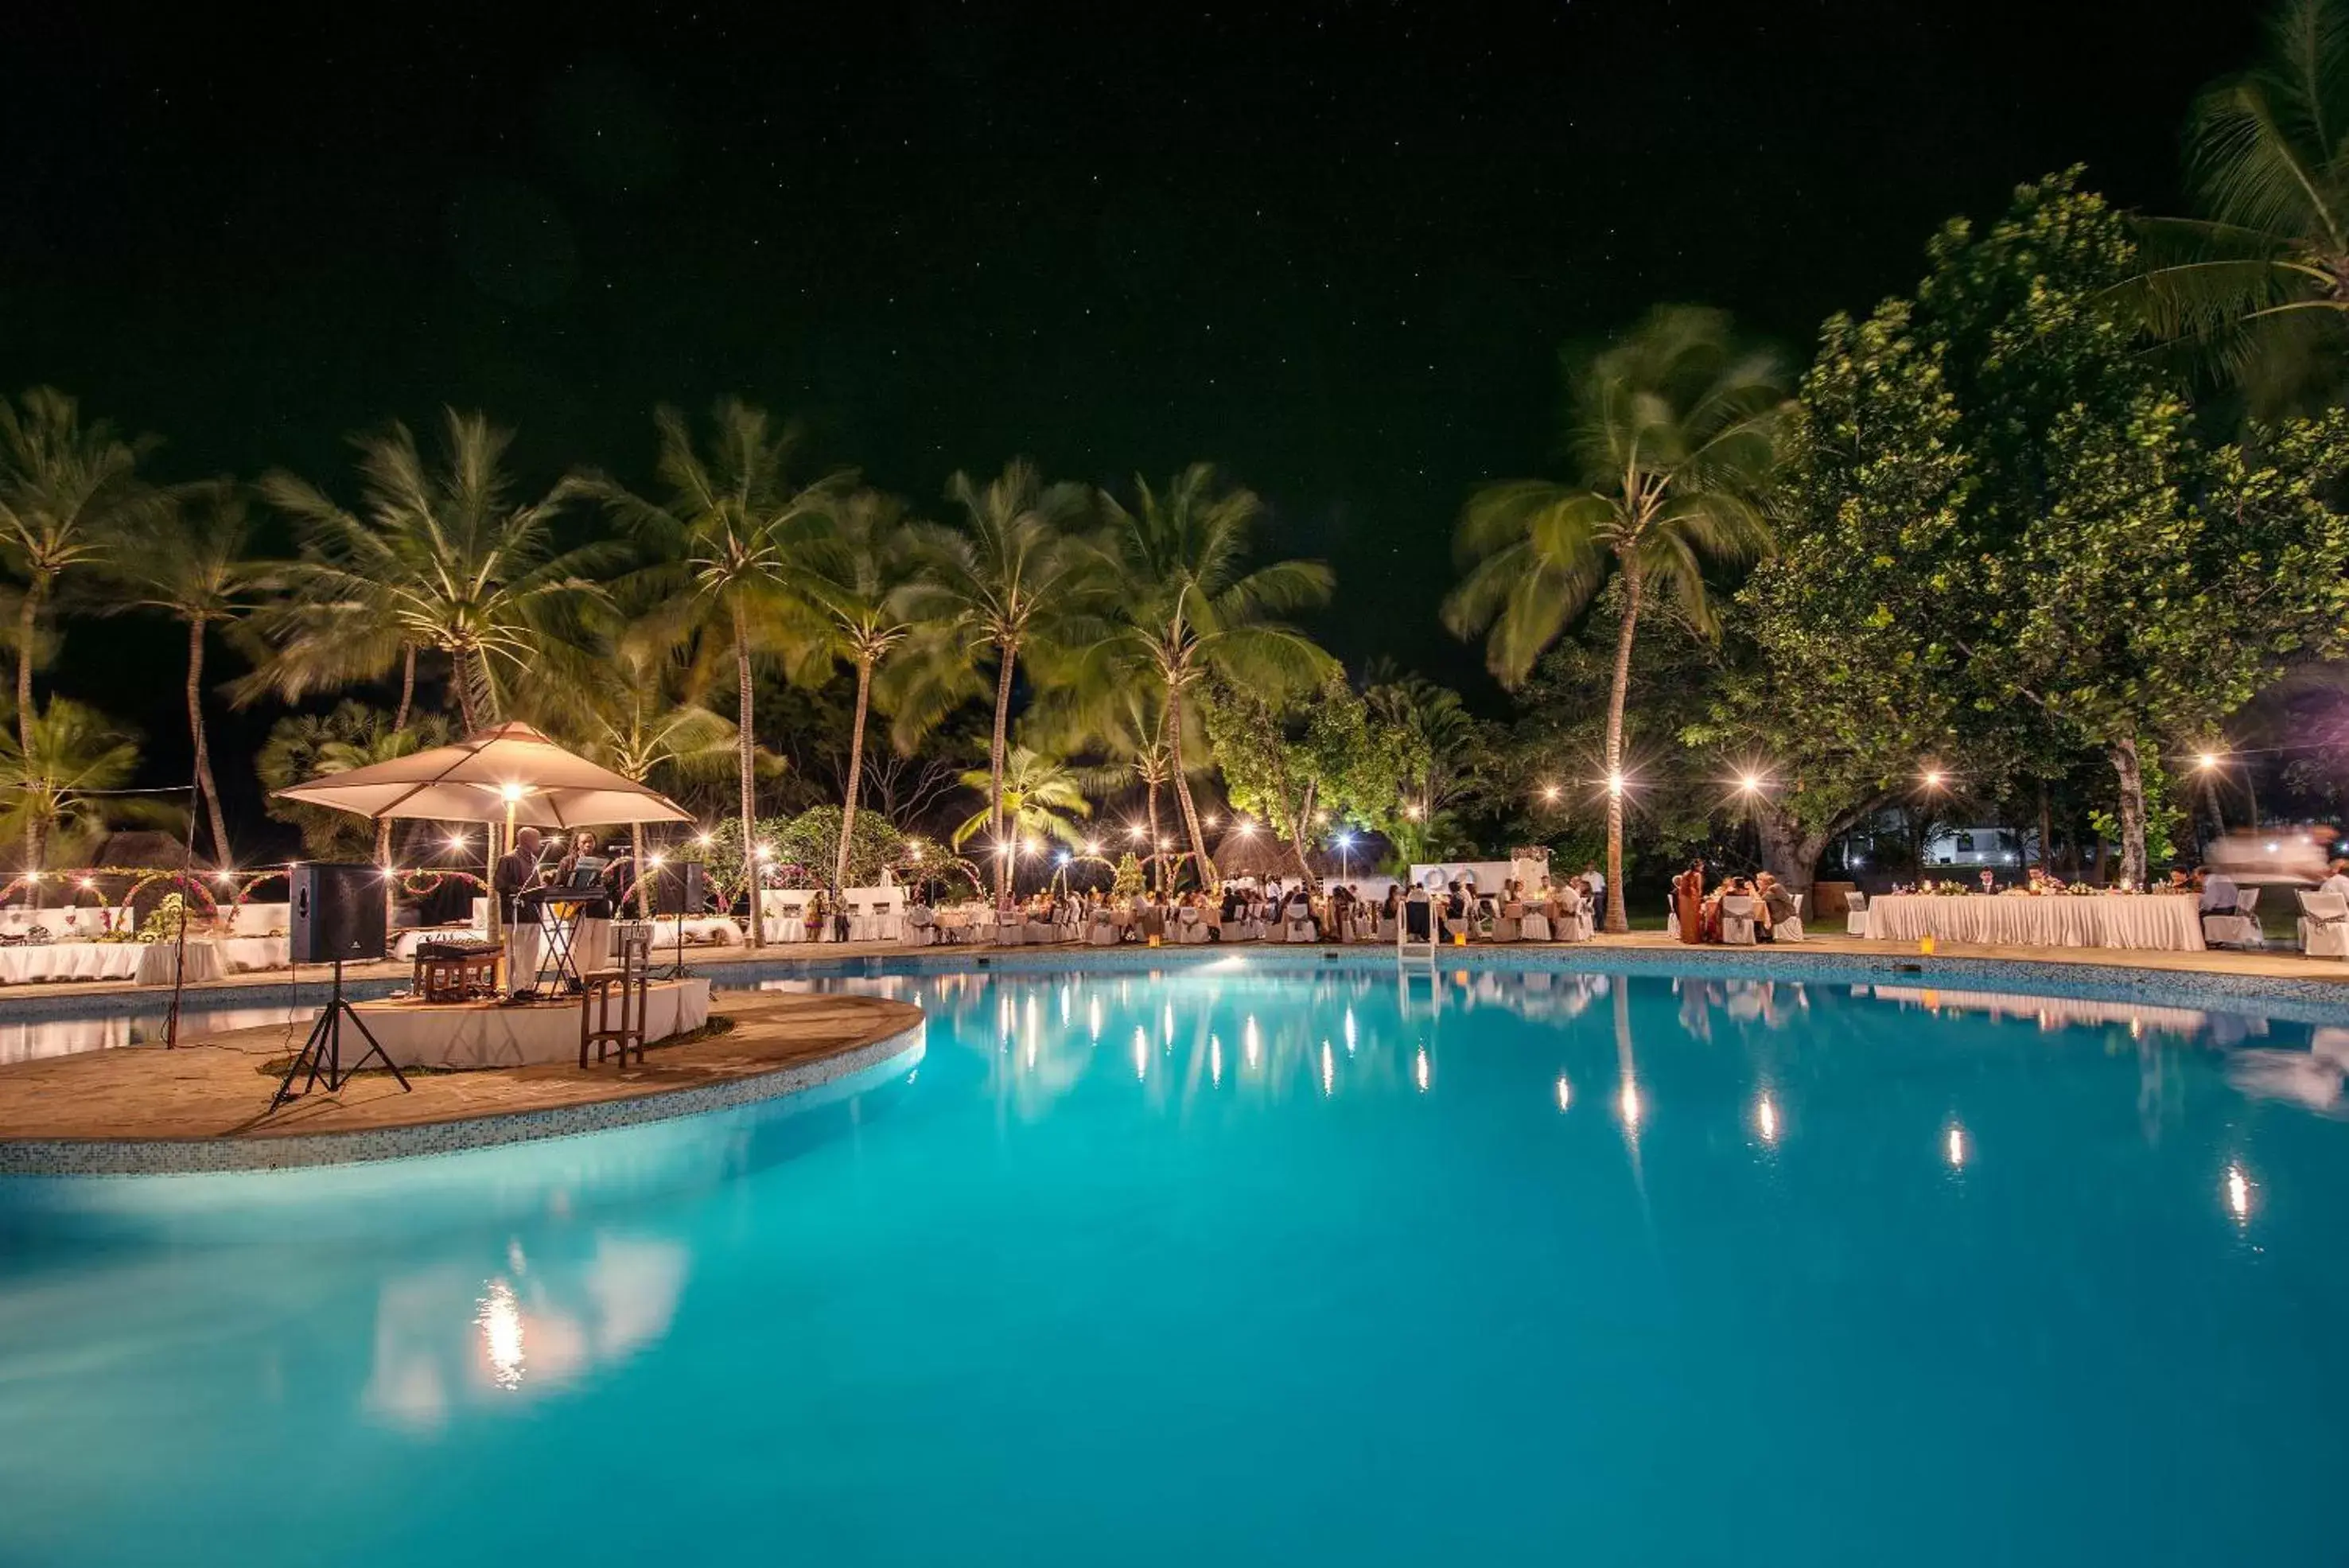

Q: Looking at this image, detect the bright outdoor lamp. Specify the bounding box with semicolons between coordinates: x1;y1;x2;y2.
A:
500;783;524;803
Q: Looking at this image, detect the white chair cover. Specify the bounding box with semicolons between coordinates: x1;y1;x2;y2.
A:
2299;890;2349;957
1087;914;1119;947
1845;891;1870;937
1519;912;1552;941
1721;894;1758;946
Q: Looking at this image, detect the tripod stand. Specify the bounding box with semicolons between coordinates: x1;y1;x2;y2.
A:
270;959;411;1110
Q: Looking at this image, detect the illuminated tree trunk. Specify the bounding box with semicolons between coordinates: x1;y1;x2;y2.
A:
1600;562;1642;933
18;584;38;876
392;645;417;733
835;656;873;893
735;605;763;947
1166;686;1214;887
2112;736;2147;889
988;644;1014;899
185;620;230;866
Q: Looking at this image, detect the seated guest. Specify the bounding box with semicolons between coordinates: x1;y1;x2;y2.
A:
2196;866;2241;917
2324;859;2349;903
1756;873;1797;942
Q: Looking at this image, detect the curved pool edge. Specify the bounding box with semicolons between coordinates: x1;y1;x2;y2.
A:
0;1019;927;1178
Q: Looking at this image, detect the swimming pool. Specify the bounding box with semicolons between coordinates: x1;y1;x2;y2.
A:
2;957;2344;1565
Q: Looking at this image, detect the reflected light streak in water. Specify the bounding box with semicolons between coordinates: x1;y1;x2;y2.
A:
1088;997;1103;1042
1414;1047;1431;1094
476;1279;524;1391
1244;1017;1261;1070
2226;1163;2252;1222
1060;986;1071;1026
1343;1007;1357;1055
1163;1003;1174;1048
1321;1041;1335;1097
1210;1035;1223;1086
1617;1080;1643;1130
1555;1076;1571;1112
1756;1093;1779;1145
1132;1027;1149;1081
1946;1123;1968;1169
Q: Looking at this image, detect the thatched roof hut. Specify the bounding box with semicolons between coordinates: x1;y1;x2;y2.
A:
1209;828;1309;884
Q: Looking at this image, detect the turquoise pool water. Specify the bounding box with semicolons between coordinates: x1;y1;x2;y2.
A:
3;959;2346;1565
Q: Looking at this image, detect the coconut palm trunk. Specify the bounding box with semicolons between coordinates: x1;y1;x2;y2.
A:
835;656;873;893
631;820;647;916
392;645;418;734
733;605;763;947
1145;776;1164;893
1600;562;1642;934
17;585;37;874
1165;686;1215;887
987;642;1015;898
184;620;230;866
450;646;484;733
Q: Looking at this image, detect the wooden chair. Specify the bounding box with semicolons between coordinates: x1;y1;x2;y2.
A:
580;921;655;1068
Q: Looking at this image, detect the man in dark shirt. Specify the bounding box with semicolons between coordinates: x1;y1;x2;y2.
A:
492;827;545;994
1756;872;1798;942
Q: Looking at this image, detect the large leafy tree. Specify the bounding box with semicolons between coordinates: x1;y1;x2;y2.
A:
2132;0;2349;414
900;460;1097;894
1741;173;2349;885
1696;301;1992;889
0;388;165;870
1091;464;1336;885
249;409;609;734
1443;306;1784;931
799;489;925;892
1200;671;1406;884
586;399;848;944
103;482;264;867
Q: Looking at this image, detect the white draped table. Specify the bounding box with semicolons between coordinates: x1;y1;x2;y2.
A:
0;935;294;986
1865;893;2204;951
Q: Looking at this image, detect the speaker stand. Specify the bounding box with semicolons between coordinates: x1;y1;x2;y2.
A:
270;960;413;1111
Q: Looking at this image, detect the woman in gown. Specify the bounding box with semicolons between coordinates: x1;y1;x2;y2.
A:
1673;859;1705;944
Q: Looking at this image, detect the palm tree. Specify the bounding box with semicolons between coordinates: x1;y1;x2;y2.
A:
799;489;925;892
102;483;263;867
949;747;1092;869
0;388;163;870
582;400;847;944
1443;306;1783;932
520;609;743;913
247;409;609;734
2130;0;2349;413
1094;464;1336;886
0;698;175;871
256;702;450;861
900;459;1097;894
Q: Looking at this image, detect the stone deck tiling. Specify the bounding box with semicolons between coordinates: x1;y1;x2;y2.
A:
0;988;919;1145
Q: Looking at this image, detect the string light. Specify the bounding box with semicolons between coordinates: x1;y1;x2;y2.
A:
1084;839;1102;854
1737;772;1761;794
2196;752;2220;772
1541;784;1561;803
1236;821;1255;837
1605;772;1624;797
1405;803;1424;820
1923;769;1945;789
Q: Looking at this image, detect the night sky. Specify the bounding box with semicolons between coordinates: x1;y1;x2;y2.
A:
6;1;2255;811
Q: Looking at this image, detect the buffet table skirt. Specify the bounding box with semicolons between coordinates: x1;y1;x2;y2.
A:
1865;893;2204;951
0;935;294;986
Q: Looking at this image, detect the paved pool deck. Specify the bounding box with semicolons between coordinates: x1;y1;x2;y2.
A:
0;989;922;1173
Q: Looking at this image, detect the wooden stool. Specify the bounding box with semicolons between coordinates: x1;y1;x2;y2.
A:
579;922;655;1067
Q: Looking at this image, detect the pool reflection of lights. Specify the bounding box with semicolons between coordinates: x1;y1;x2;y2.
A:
1555;1076;1571;1111
1756;1093;1780;1144
1321;1041;1335;1096
1132;1027;1149;1080
1618;1080;1643;1128
477;1278;525;1391
1414;1047;1431;1093
2226;1164;2252;1221
1946;1123;1968;1169
1244;1017;1261;1068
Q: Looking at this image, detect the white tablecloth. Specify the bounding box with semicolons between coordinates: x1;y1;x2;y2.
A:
1865;893;2204;951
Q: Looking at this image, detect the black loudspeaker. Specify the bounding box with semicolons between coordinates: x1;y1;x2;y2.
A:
648;858;706;916
290;862;389;964
646;858;706;916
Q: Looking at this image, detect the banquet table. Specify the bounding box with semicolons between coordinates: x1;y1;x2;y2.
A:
1864;893;2204;951
0;934;296;986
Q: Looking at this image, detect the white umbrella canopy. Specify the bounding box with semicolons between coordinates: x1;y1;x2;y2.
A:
274;721;694;829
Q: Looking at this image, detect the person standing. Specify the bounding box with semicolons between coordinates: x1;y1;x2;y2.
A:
1672;859;1704;944
493;826;546;995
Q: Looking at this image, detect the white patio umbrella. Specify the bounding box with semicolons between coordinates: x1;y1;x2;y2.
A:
274;722;696;945
273;721;694;833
